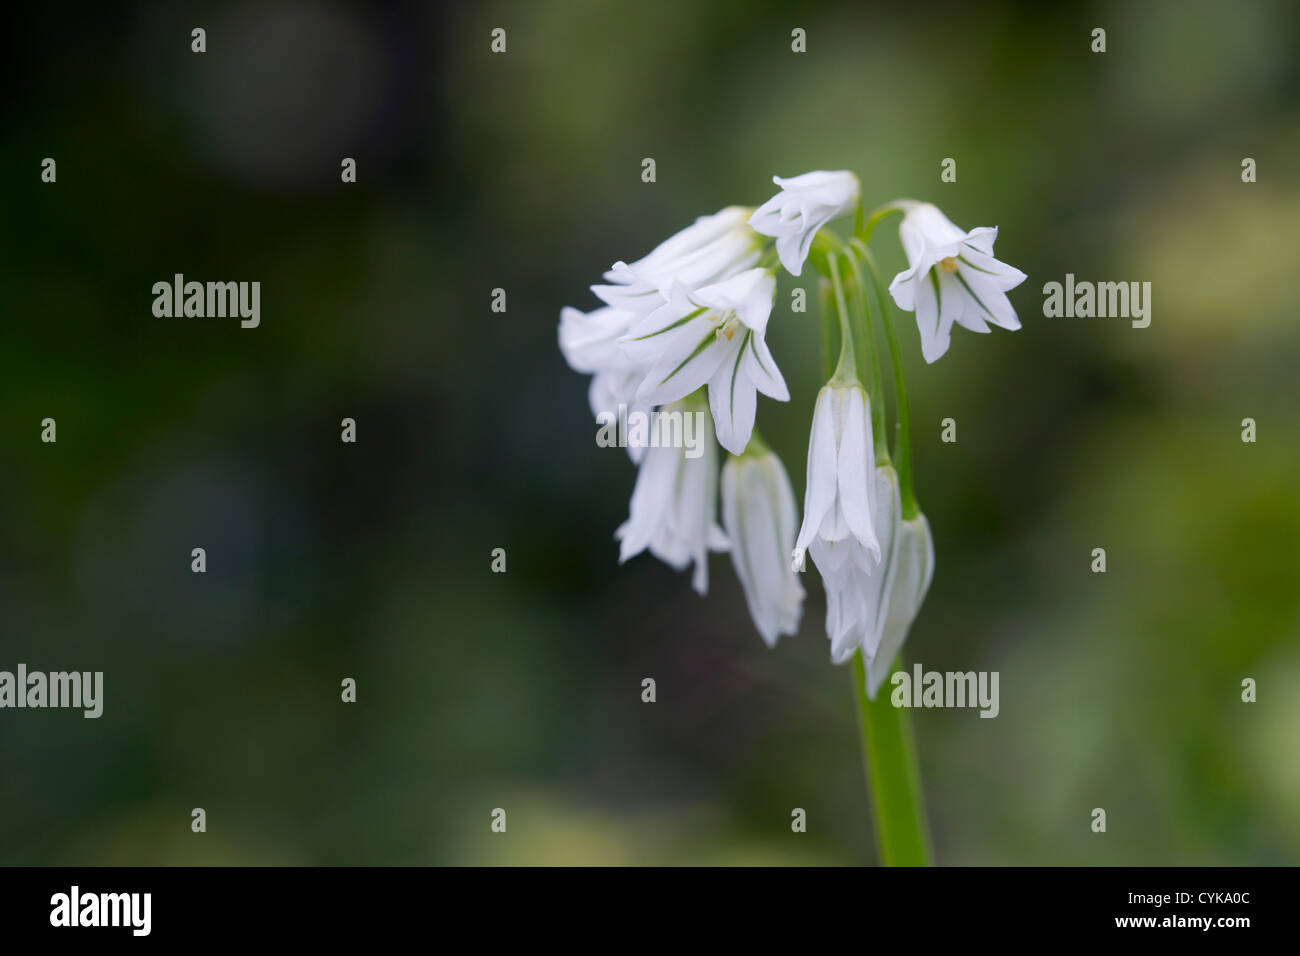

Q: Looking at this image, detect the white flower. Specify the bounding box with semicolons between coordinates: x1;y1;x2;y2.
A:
749;170;860;277
820;462;933;678
559;305;652;461
886;202;1027;364
854;464;904;660
558;304;636;375
864;511;935;698
587;369;654;463
618;205;759;285
792;383;884;663
616;396;728;594
794;384;880;564
815;465;902;665
592;206;761;318
560;210;766;464
721;449;805;646
622;268;788;456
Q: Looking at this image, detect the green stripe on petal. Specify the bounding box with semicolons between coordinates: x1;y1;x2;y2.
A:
658;329;718;388
728;331;749;425
630;307;707;341
953;272;997;322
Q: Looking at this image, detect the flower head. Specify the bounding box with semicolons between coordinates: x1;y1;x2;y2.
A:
558;175;948;684
887;202;1027;363
622;268;788;456
616;396;728;595
749;170;860;277
721;448;805;646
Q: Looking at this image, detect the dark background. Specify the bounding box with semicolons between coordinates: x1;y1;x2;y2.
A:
2;0;1297;864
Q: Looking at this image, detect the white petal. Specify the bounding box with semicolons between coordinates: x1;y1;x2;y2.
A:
961;225;998;257
708;340;757;456
913;270;951;364
617;444;680;562
741;332;789;401
834;388;880;560
957;266;1021;331
622;206;752;280
888;267;922;313
961;247;1027;293
902;203;966;246
636;319;729;406
859;466;902;660
691;268;775;335
864;513;935;698
794;388;839;555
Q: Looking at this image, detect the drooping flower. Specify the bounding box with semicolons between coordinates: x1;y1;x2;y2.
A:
792;383;884;663
620;205;759;284
813;465;902;665
854;463;904;660
749;170;860;277
587;369;654;463
616;395;728;595
820;461;934;681
556;176;947;679
622;268;788;456
864;511;935;698
560;210;766;465
592;206;762;319
558;304;652;461
793;384;880;565
886;202;1027;364
558;303;635;376
721;448;805;646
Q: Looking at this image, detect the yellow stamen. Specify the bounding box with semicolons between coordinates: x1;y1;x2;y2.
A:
939;256;959;273
711;309;740;342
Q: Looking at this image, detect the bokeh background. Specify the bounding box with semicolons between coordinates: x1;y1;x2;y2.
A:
2;0;1298;865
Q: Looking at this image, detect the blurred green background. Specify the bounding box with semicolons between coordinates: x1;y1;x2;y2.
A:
2;0;1298;865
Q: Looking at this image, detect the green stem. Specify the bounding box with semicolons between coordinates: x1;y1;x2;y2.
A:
743;425;770;457
825;254;858;385
817;278;835;381
852;651;932;866
856;243;918;519
854;200;914;245
843;249;889;463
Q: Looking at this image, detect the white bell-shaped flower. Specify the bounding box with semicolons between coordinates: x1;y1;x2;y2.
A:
592;206;761;318
813;464;904;665
622;268;788;456
749;170;860;277
887;202;1027;364
792;383;886;662
616;397;728;595
558;304;652;461
721;448;805;647
864;512;935;697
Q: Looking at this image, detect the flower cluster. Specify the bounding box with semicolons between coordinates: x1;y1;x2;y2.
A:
559;172;1026;696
